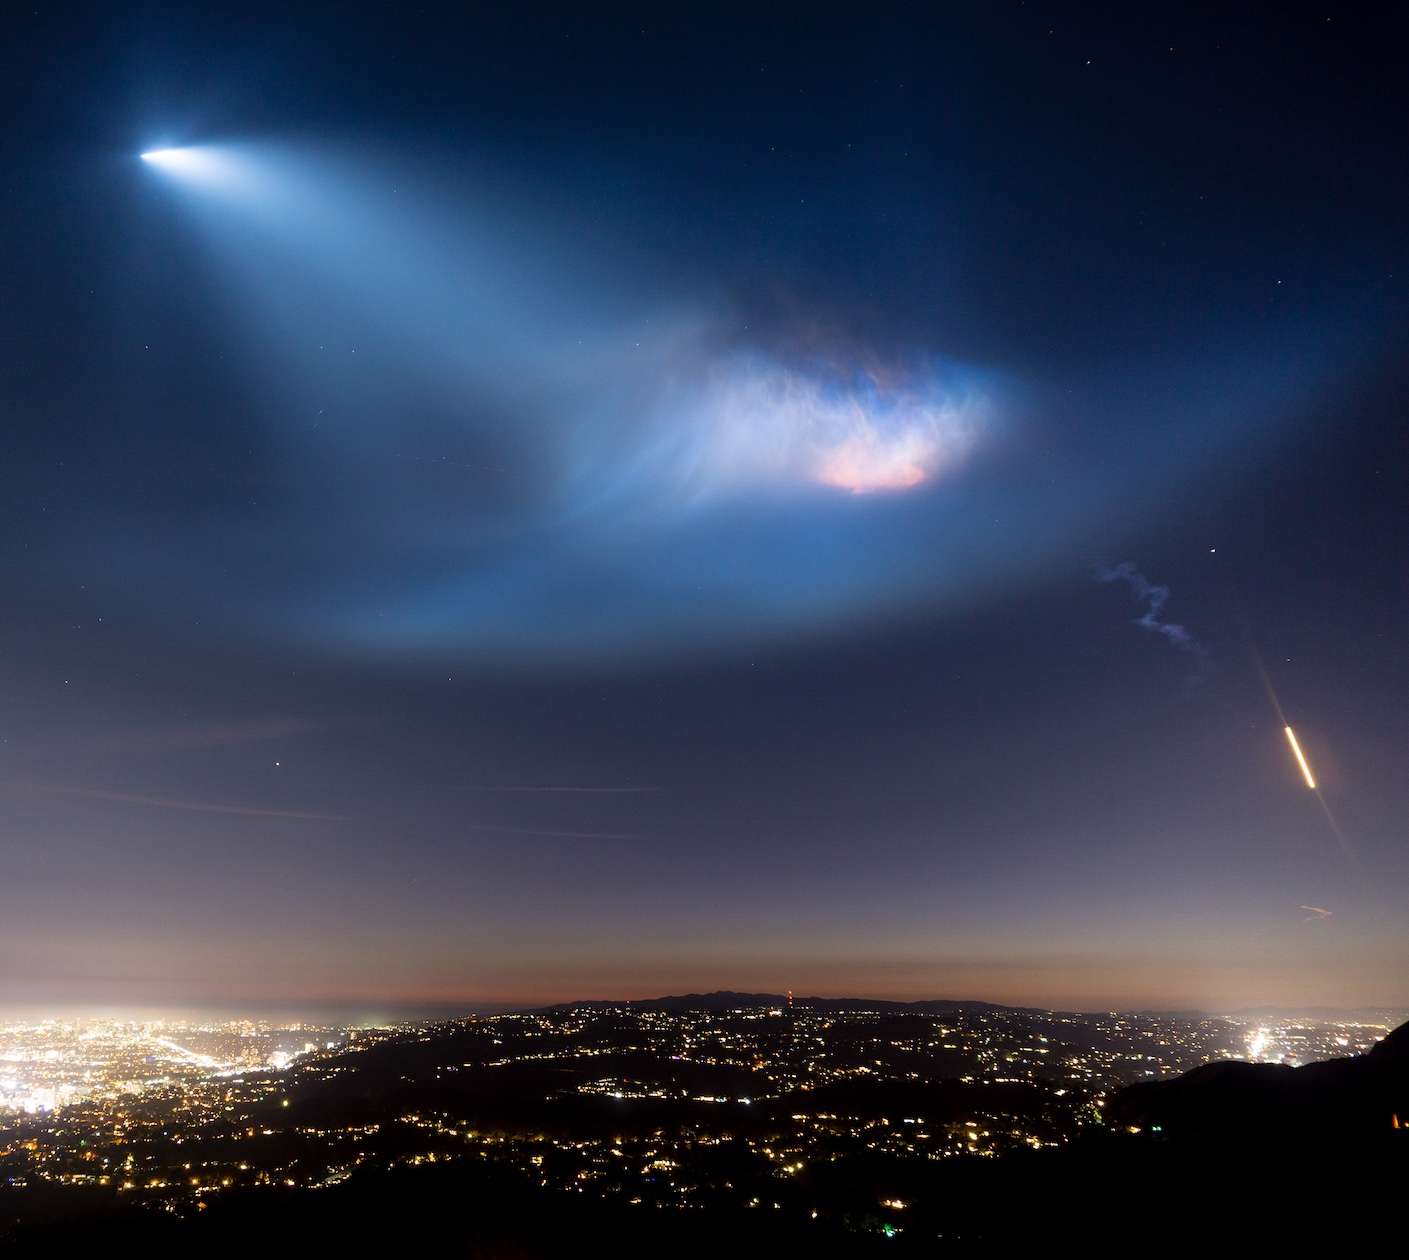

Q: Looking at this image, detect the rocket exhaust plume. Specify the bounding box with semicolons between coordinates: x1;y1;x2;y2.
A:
1284;725;1316;790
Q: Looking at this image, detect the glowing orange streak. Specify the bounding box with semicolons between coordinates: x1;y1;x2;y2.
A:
1284;725;1316;790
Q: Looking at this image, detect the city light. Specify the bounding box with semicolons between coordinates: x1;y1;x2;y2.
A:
3;1005;1392;1220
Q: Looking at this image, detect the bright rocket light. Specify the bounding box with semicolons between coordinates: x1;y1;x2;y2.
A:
139;147;237;184
1284;724;1317;790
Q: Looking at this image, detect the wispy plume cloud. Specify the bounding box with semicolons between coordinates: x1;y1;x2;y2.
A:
701;355;984;496
1098;561;1204;655
1300;904;1333;921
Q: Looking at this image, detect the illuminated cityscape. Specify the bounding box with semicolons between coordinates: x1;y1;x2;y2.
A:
0;1018;350;1116
1;1001;1397;1235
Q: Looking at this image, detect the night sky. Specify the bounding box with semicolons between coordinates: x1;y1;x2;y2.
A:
3;3;1407;1013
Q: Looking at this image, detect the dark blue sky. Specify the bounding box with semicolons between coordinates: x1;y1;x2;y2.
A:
2;2;1406;1011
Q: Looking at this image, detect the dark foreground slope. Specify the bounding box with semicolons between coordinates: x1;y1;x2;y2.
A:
7;1127;1404;1256
1;1165;896;1259
1108;1018;1409;1136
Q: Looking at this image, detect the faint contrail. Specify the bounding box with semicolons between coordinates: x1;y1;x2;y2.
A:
1299;905;1332;921
26;784;349;822
465;823;639;840
1097;561;1203;654
459;786;660;794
